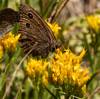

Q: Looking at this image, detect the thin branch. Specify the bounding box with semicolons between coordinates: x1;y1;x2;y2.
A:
48;0;69;23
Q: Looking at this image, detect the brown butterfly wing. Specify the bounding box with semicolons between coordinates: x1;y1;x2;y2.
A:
18;4;57;57
0;8;19;35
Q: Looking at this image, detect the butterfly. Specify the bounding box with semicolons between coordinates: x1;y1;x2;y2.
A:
0;4;60;57
18;4;61;57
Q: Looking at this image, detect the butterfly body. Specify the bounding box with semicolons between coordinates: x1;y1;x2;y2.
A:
18;4;59;57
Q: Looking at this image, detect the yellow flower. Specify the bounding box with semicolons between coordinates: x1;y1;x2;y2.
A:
42;71;48;85
86;15;100;32
49;49;90;90
48;49;90;97
25;57;48;85
1;32;20;51
0;44;3;59
46;21;61;37
25;48;90;97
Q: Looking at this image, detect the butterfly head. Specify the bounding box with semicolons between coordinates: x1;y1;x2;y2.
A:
51;40;61;52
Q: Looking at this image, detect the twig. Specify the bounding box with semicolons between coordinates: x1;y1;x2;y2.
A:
48;0;69;23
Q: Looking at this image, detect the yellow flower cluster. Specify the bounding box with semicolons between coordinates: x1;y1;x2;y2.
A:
46;21;61;37
50;49;90;87
0;32;20;59
25;49;90;91
86;15;100;33
25;58;48;85
0;32;20;52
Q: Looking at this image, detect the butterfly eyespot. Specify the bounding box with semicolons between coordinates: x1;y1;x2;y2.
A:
28;12;33;19
26;23;30;28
